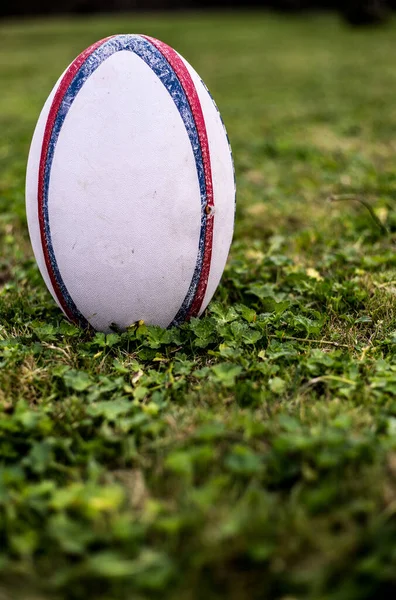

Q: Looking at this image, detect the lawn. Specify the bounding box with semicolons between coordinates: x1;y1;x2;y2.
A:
1;10;396;600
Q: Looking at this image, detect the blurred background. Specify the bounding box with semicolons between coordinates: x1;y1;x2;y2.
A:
1;0;396;26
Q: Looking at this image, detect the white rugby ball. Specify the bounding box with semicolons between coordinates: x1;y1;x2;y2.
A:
26;34;235;331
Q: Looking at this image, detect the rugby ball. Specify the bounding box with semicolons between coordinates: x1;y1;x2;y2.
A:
26;34;235;331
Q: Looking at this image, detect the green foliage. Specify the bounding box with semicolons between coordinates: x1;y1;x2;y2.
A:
1;11;396;600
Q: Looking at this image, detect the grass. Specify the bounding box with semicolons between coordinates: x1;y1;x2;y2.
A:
1;10;396;600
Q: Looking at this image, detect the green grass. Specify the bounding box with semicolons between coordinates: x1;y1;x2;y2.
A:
1;10;396;600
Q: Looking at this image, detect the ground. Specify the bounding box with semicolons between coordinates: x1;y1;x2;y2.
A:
1;10;396;600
